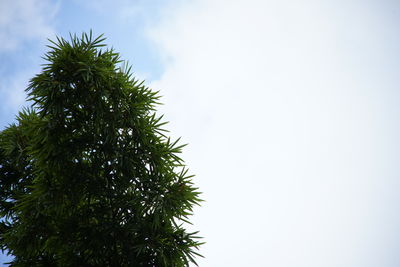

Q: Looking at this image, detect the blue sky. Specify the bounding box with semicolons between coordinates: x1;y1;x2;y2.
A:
0;0;166;129
2;0;400;266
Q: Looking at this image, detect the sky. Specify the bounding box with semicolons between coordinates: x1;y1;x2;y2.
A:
1;0;400;266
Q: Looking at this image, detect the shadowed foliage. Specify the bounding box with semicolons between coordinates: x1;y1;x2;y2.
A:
0;32;202;266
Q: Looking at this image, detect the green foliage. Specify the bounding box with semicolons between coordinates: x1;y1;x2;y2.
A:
0;32;202;266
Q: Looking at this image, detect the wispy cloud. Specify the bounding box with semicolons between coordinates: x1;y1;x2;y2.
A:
75;0;165;24
148;1;400;266
0;0;59;122
0;0;58;52
0;71;32;115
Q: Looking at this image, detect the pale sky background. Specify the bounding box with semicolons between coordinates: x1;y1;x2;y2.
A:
1;0;400;266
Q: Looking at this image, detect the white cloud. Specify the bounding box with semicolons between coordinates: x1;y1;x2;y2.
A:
0;71;32;114
0;0;58;52
75;0;164;24
148;1;400;266
0;0;58;117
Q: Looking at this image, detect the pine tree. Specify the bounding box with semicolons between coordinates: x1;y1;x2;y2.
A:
0;32;202;266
